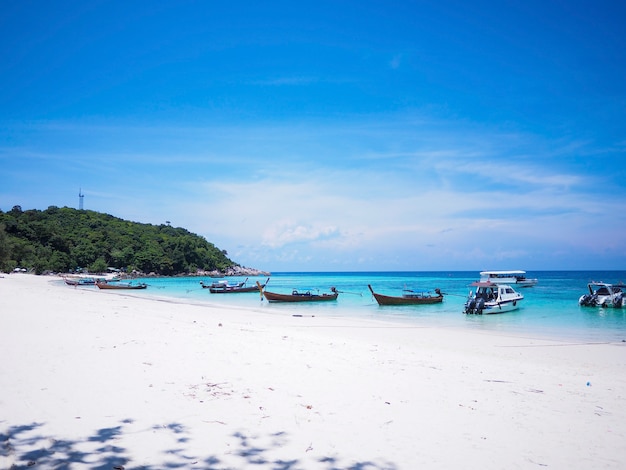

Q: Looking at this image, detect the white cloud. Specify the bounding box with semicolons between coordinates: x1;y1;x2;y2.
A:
262;221;340;248
3;115;625;270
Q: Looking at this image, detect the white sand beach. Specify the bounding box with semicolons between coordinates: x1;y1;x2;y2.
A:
1;274;625;469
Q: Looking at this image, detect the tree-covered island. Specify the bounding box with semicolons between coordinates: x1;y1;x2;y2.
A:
0;205;267;276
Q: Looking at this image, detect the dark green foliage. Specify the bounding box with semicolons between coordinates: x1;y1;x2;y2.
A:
0;206;236;275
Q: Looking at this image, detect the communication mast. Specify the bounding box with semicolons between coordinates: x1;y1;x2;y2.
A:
79;188;84;210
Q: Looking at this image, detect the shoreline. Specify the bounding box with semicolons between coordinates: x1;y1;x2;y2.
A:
2;274;625;469
98;274;626;345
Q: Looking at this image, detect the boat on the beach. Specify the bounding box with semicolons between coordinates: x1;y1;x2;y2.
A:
479;270;538;287
464;282;523;314
579;282;625;308
95;280;148;290
367;284;443;306
64;277;96;286
257;281;338;302
200;278;268;293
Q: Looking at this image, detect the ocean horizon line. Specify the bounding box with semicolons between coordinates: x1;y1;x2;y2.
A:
265;269;624;275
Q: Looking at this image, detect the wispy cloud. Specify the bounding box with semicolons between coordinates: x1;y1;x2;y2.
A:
2;111;624;270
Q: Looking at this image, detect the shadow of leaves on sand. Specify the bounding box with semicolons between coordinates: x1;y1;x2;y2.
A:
1;422;129;470
1;420;397;469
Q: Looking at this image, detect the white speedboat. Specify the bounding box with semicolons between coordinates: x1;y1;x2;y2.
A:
579;282;625;308
479;270;538;287
464;282;524;315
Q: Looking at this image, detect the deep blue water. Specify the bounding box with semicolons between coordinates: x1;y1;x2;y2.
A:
131;271;626;343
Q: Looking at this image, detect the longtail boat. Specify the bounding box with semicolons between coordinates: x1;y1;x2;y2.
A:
368;284;443;306
257;281;338;303
95;280;148;290
201;277;269;293
64;277;98;286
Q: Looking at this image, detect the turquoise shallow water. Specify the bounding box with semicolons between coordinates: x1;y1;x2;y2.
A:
130;271;626;343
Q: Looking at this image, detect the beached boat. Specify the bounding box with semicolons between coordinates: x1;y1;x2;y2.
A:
368;284;443;306
256;281;338;302
464;282;523;314
579;282;625;308
95;280;148;290
479;271;538;287
64;277;97;286
201;278;269;293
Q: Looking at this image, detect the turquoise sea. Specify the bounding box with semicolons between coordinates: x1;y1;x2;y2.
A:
127;271;626;343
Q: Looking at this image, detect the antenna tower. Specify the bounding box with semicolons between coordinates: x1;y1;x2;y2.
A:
79;188;84;210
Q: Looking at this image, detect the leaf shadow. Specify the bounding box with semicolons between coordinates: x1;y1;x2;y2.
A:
1;420;397;469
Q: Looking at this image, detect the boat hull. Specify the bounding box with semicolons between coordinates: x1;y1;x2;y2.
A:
479;271;537;287
579;282;624;308
96;282;147;290
475;299;521;314
64;279;95;286
464;282;523;314
256;280;338;302
202;278;268;293
63;276;100;286
262;291;338;302
209;285;263;293
368;285;443;306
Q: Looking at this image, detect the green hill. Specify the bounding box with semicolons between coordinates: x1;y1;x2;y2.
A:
0;205;238;275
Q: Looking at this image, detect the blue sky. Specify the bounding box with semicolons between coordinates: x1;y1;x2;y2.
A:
1;0;625;272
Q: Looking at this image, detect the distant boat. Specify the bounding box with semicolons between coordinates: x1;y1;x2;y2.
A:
257;281;338;302
464;282;523;314
64;277;96;286
368;284;443;306
479;270;538;287
95;280;147;290
579;282;625;308
201;277;269;293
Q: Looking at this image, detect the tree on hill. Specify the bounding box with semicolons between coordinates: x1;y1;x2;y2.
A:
0;206;237;275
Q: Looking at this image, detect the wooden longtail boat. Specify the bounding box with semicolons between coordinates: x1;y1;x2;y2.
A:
95;280;148;290
200;278;269;293
368;284;443;306
256;281;338;303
